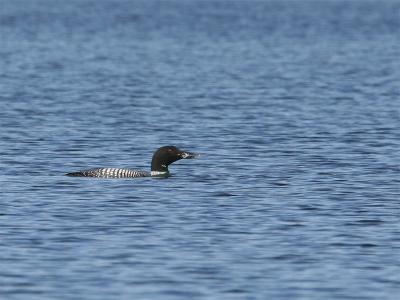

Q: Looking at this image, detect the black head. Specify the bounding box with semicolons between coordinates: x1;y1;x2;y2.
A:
151;145;198;172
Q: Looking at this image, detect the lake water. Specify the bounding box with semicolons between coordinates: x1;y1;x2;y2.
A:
1;0;399;299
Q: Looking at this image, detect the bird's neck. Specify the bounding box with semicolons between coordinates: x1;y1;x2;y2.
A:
151;159;169;172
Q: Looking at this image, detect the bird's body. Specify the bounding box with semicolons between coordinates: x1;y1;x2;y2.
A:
66;146;198;178
66;168;151;178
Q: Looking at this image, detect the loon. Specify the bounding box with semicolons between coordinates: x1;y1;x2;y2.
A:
66;145;198;178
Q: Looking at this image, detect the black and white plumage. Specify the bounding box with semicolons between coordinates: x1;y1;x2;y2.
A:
66;168;150;178
66;146;198;178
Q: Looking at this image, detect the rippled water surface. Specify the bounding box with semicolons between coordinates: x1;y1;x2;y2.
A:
1;0;400;299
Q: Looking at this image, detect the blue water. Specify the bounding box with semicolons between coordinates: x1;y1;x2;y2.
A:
1;0;400;299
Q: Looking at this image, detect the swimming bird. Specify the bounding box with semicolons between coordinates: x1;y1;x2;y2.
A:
66;145;198;178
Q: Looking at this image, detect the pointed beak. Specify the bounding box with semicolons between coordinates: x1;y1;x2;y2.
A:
180;151;199;159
